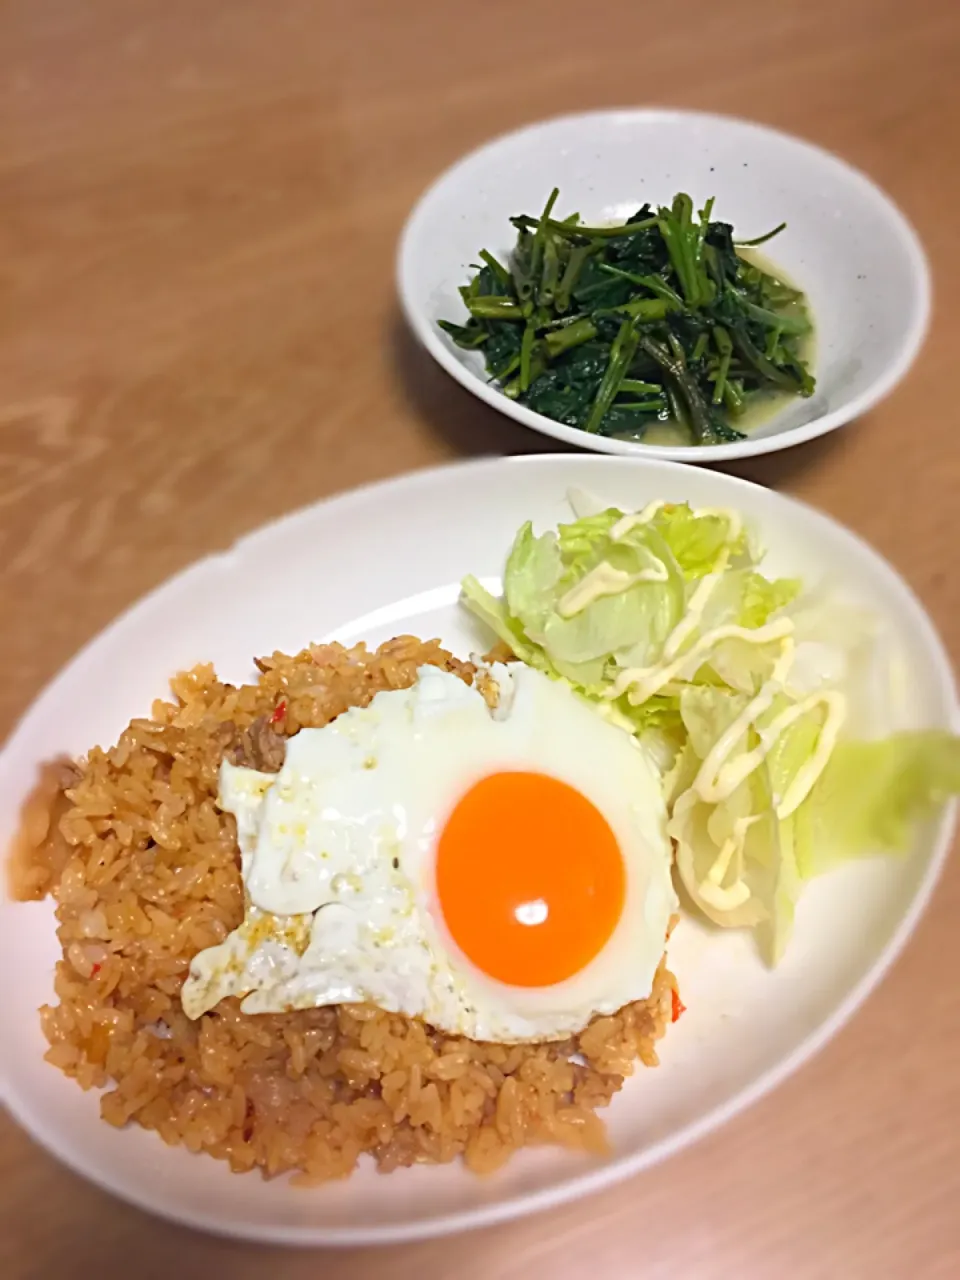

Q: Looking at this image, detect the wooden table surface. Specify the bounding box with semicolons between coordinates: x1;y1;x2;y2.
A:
2;1;959;1276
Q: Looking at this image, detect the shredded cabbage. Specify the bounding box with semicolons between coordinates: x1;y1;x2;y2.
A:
461;495;960;965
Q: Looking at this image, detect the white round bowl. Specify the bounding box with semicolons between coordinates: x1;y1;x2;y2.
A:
0;456;955;1245
398;110;931;461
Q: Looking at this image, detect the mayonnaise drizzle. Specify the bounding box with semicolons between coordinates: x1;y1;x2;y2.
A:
694;639;796;802
697;815;760;910
565;497;848;913
609;500;669;541
662;571;724;660
562;500;744;631
602;502;756;702
557;555;668;618
693;639;847;810
692;639;847;814
552;501;672;616
773;691;846;817
610;502;743;548
607;616;794;703
692;637;846;910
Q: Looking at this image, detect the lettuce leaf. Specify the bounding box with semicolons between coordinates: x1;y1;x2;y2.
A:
671;779;772;931
680;685;749;759
556;509;620;560
794;732;960;877
696;568;800;633
503;510;690;679
461;496;960;969
503;523;564;639
761;813;801;966
706;636;785;694
671;756;802;963
459;575;552;672
646;504;741;579
737;572;802;628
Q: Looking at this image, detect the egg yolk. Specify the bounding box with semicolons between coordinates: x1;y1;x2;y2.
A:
435;771;626;988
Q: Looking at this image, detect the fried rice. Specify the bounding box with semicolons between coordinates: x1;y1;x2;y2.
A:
9;636;677;1181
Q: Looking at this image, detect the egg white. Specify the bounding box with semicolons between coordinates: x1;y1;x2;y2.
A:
181;664;677;1042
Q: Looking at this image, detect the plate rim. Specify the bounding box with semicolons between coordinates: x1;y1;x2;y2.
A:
1;453;956;1246
397;107;932;463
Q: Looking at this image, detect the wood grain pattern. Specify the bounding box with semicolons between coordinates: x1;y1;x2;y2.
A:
2;1;959;1276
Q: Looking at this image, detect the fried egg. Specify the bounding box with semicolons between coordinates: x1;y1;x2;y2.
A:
181;664;677;1042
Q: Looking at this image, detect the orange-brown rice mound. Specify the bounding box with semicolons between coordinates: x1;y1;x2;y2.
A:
10;637;677;1181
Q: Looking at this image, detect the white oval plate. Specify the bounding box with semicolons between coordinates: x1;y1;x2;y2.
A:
398;110;930;461
0;456;955;1246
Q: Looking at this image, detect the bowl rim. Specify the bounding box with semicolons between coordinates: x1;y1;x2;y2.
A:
0;453;956;1246
397;107;932;462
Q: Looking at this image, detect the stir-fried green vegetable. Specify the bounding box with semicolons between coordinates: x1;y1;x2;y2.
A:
439;191;815;446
